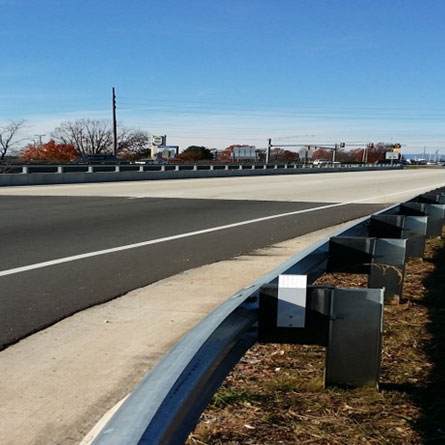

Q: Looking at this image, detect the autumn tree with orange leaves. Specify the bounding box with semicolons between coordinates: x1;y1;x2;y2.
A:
349;144;390;163
269;148;299;162
21;140;78;162
312;147;353;162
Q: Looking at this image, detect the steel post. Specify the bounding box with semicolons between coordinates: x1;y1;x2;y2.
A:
327;236;406;304
325;288;383;388
369;214;427;258
259;282;384;388
400;202;445;237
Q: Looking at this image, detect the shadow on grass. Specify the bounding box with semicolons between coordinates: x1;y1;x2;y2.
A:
413;243;445;443
379;240;445;443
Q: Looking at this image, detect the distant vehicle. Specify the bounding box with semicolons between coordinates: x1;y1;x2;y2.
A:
71;154;129;165
134;158;167;165
376;159;401;164
312;160;340;166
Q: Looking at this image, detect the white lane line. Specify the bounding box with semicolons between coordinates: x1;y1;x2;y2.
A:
0;182;443;278
0;202;346;278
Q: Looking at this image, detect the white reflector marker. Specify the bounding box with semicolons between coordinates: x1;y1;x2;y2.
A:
277;275;307;328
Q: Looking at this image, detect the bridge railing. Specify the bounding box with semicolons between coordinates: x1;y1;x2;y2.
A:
0;162;401;175
91;187;445;445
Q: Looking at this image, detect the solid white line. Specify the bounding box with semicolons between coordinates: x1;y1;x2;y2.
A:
0;202;345;278
0;182;443;278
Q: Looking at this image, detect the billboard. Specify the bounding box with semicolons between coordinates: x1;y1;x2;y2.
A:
233;146;256;160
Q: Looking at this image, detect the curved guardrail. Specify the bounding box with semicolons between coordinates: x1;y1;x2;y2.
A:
91;187;444;445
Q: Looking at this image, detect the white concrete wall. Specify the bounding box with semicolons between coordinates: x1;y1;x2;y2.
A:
0;165;401;187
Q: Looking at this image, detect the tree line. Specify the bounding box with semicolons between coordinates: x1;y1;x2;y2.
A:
1;118;393;163
0;118;152;162
311;146;394;164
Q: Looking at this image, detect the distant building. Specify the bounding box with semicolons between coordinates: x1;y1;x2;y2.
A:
151;135;179;159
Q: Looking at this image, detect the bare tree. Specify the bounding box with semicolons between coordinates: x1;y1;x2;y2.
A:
51;119;153;158
118;128;151;158
52;119;113;155
0;120;26;160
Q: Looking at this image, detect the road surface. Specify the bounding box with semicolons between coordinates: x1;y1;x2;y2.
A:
1;168;444;349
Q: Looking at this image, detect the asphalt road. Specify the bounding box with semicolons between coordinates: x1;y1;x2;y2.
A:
2;168;445;203
3;168;445;349
0;195;385;349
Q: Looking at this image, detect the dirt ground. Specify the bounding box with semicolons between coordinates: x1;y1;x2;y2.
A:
188;238;445;444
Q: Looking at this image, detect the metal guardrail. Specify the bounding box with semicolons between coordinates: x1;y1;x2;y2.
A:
0;162;402;175
91;187;445;445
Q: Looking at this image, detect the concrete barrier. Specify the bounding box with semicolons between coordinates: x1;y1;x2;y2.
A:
0;164;403;187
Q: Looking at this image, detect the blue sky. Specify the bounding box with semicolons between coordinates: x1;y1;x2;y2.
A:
1;0;445;153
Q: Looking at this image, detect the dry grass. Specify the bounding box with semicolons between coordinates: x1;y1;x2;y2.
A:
187;237;445;445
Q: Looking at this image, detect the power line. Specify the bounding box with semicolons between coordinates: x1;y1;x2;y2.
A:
118;96;445;113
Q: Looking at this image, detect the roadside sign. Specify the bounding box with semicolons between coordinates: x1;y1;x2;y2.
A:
385;152;399;160
152;136;163;146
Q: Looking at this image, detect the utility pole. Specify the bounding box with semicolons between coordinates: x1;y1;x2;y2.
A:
266;139;271;164
423;146;426;160
112;87;118;156
333;143;338;162
34;134;45;146
304;145;310;165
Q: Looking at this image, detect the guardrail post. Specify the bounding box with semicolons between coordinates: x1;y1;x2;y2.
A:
57;166;64;174
274;164;278;169
414;192;445;204
399;202;445;237
325;287;383;388
259;282;331;346
139;165;144;172
175;165;180;171
210;165;214;171
22;166;29;174
193;165;198;171
327;236;406;304
259;280;383;387
161;165;166;172
225;165;229;170
239;165;243;170
88;166;94;173
115;165;120;172
369;215;427;258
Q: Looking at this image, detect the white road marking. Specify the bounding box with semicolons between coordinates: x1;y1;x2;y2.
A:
0;183;443;278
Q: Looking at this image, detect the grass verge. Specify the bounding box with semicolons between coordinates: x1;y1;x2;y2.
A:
187;237;445;444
